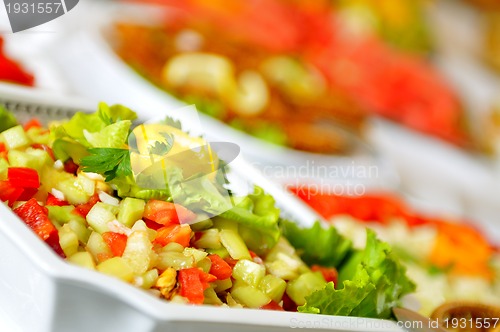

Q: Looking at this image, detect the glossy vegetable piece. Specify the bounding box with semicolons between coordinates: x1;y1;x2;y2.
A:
154;224;192;247
207;254;232;280
144;200;197;225
8;167;40;189
13;198;65;257
75;193;100;218
102;232;128;257
178;267;216;304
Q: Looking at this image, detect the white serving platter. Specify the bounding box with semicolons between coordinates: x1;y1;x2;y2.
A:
0;83;405;332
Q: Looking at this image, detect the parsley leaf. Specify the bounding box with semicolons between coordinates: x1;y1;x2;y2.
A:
149;141;169;155
148;132;174;155
161;116;182;130
80;148;132;181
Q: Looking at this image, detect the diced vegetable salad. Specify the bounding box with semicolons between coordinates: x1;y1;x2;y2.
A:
0;103;415;318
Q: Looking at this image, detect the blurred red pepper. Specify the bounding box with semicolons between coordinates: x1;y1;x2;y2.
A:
0;36;34;86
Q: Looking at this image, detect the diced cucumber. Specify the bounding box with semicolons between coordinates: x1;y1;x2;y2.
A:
231;285;271;308
0;158;9;180
86;202;116;234
266;259;299;280
47;205;85;224
206;247;230;259
183;247;208;263
1;125;30;149
97;257;134;282
189;218;213;231
67;251;95;270
162;242;184;253
58;224;79;257
213;278;232;293
26;127;50;145
24;148;52;171
286;272;326;306
56;178;90;205
265;238;297;262
117;197;145;227
204;287;223;305
193;228;221;249
67;219;91;244
86;231;112;263
157;251;194;270
99;202;120;216
122;230;154;275
136;269;159;289
259;275;287;303
7;150;38;169
197;257;212;273
232;259;266;287
219;229;251;260
76;173;95;196
131;220;156;241
39;165;73;196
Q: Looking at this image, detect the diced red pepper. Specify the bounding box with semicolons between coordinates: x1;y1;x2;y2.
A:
223;257;239;269
143;218;163;231
8;167;40;189
46;193;69;206
74;193;100;218
31;143;55;161
0;142;6;153
13;198;64;257
282;293;298;312
154;224;192;247
144;200;197;225
23;118;42;131
311;265;338;286
102;232;128;257
17;187;39;201
178;267;216;304
0;180;24;207
261;301;285;311
207;254;232;280
63;159;79;175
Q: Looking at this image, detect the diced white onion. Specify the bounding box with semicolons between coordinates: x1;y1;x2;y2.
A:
51;188;66;201
82;172;105;181
54;160;64;170
107;219;132;236
99;191;119;206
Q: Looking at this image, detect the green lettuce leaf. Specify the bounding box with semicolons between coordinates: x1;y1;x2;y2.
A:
50;103;137;161
298;229;416;319
0;106;18;132
220;187;281;252
281;220;353;267
298;270;375;315
84;120;132;148
97;103;137;125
